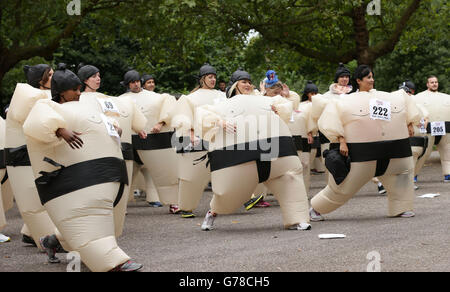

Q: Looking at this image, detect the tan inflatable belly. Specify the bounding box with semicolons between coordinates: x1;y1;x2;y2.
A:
24;100;130;272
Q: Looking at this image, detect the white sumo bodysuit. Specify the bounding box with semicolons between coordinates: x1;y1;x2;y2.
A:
286;93;316;194
5;84;56;249
80;92;147;237
196;94;310;227
171;89;225;212
23;98;131;272
312;89;421;217
122;90;179;205
412;90;450;176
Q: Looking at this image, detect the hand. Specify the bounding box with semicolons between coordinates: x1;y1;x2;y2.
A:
259;81;265;95
190;130;201;146
271;105;279;115
281;83;290;97
56;128;83;149
219;119;236;134
338;136;348;157
151;122;164;133
138;130;147;139
307;133;313;144
407;123;414;137
114;125;123;137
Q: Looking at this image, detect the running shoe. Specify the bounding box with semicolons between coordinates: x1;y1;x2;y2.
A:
201;211;216;231
180;211;196;218
0;233;10;243
110;260;143;272
22;234;37;246
244;194;264;211
148;201;163;207
39;235;60;264
398;211;415;218
169;204;181;214
444;175;450;182
309;208;324;222
287;223;312;231
255;200;271;208
378;185;387;194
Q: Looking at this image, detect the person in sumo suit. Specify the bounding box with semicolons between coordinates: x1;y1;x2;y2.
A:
395;81;429;190
170;64;226;218
119;70;180;213
23;64;142;272
196;69;311;231
5;64;58;250
78;64;147;238
412;76;450;183
309;65;421;222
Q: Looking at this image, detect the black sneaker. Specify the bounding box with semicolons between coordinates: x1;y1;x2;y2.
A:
244;194;264;211
378;185;386;194
22;234;37;247
39;235;61;264
110;260;143;272
180;211;196;218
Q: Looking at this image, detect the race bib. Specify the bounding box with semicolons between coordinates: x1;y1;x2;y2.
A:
97;98;120;115
419;118;427;134
430;121;446;136
100;114;120;138
370;99;391;121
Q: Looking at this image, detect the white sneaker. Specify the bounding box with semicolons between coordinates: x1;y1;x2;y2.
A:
309;208;324;222
201;211;216;231
288;223;312;230
0;233;10;243
399;211;415;218
414;184;419;190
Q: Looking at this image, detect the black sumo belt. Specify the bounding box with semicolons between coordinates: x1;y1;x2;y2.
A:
329;138;412;177
2;144;32;185
131;131;176;165
35;157;128;207
206;136;298;183
292;135;311;153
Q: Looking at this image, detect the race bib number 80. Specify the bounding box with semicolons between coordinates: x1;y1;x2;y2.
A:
370;99;391;121
97;98;120;115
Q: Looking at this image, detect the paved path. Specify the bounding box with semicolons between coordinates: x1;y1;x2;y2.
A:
0;152;448;272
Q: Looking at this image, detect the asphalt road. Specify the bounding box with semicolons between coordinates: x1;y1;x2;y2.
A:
0;151;449;272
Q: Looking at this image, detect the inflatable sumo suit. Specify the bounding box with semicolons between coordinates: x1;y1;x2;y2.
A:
171;89;226;212
412;90;450;177
312;89;421;217
285;92;316;194
5;84;56;249
122;90;179;205
23;98;131;272
0;117;7;232
80;91;147;237
196;94;310;227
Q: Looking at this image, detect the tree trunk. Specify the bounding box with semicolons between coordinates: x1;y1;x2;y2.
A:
352;5;375;67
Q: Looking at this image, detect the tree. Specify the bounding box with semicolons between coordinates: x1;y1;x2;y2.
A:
0;0;136;91
201;0;425;67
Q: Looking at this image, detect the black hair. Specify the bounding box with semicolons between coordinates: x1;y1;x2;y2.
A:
350;65;373;92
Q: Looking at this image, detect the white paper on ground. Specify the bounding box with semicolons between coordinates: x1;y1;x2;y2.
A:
318;234;346;239
418;193;440;198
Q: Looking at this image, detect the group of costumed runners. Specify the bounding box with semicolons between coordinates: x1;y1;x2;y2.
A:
0;61;448;272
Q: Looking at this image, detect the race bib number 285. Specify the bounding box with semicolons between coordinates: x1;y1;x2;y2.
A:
430;121;446;136
369;99;391;121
